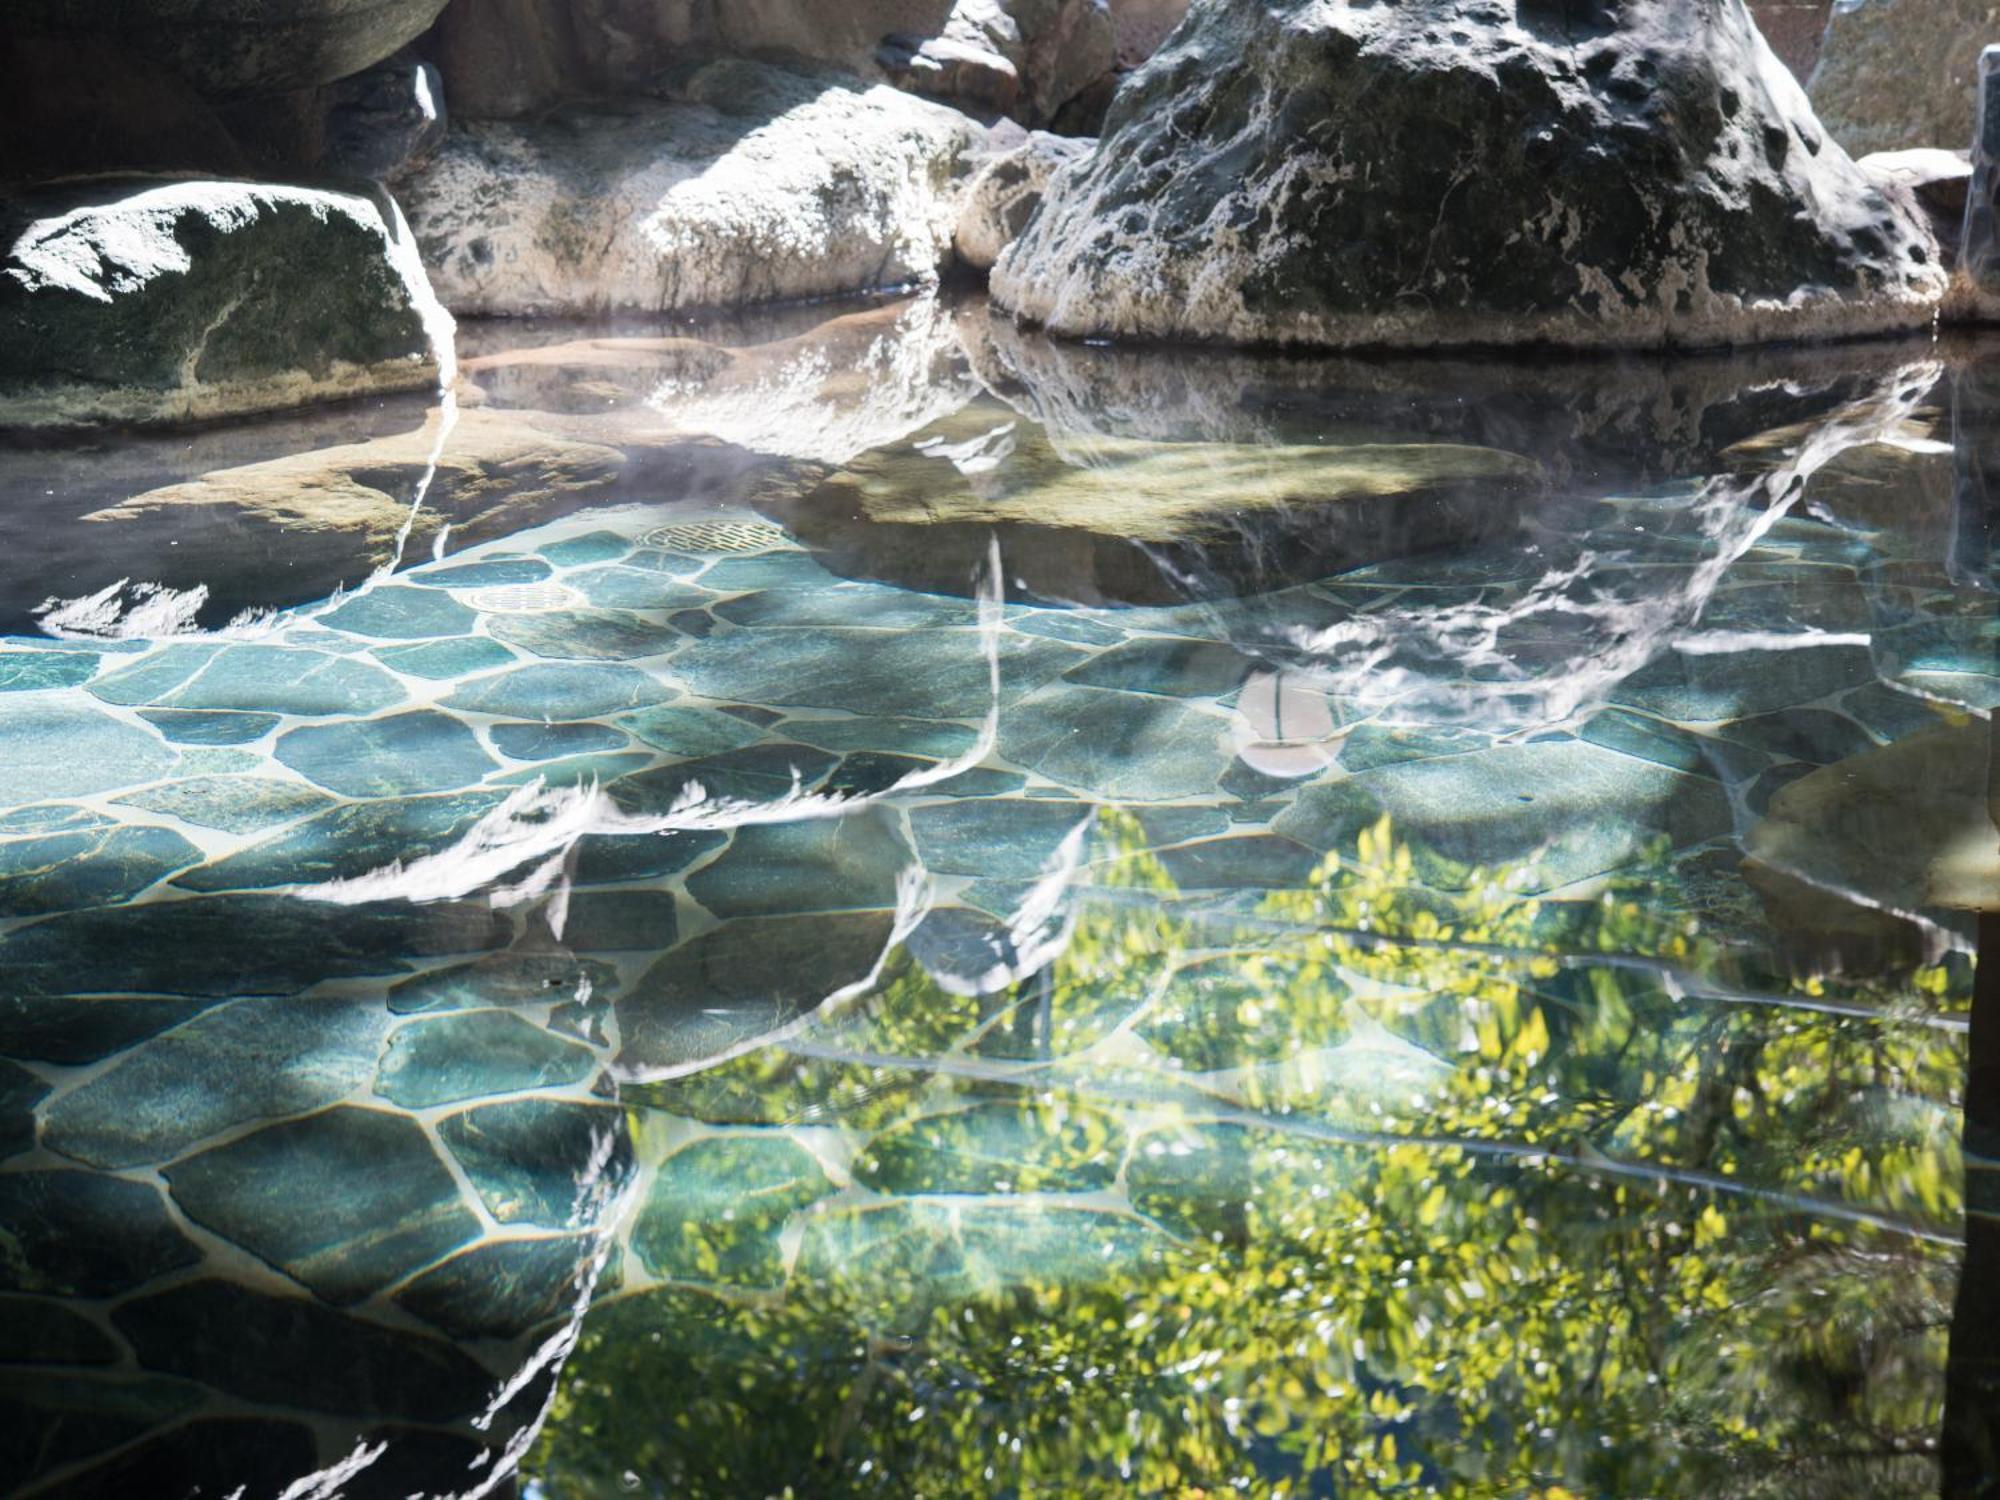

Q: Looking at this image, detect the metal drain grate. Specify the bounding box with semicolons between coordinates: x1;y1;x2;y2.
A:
639;519;790;555
460;582;585;614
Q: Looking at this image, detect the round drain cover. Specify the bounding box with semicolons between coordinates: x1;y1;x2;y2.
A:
461;582;585;614
640;519;791;555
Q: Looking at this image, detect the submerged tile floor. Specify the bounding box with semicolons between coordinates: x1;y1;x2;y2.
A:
0;311;1993;1498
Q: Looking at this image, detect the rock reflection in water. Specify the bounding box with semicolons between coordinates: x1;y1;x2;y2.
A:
0;300;1991;1498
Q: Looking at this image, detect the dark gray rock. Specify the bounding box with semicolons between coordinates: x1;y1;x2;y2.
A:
0;1173;200;1297
1808;0;1985;156
324;52;446;181
1;180;448;430
994;0;1947;348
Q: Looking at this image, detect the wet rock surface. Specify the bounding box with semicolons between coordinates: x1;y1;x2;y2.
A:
993;0;1948;349
1808;0;1988;156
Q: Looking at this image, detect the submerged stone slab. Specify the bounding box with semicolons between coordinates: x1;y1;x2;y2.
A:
437;1097;634;1229
115;776;336;834
489;608;676;661
0;1059;48;1161
275;710;497;797
684;811;912;919
444;662;675;719
321;585;478;640
908;798;1094;878
0;650;97;691
137;708;280;745
0;1172;200;1296
634;1135;833;1285
0;825;203;917
0;701;177;800
375;1010;597;1108
1000;684;1233;801
0;995;211;1065
42;994;393;1170
0;1296;119;1366
490;720;628;760
559;889;679;951
175;791;505;891
619;705;766;758
165;1106;482;1304
396;1235;594;1340
374;636;519;680
93;643;408;717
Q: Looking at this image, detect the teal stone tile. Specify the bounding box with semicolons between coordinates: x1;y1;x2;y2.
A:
574;829;727;884
561;565;710;611
1274;740;1732;892
609;743;838;816
17;1414;318;1500
492;750;655;788
908;799;1094;878
1155;834;1321;890
165;1106;482;1304
0;995;211;1065
1895;670;2000;710
818;751;935;797
95;644;408;716
175;748;264;773
1009;611;1127;647
0;650;97;691
634;1136;833;1286
0;1296;119;1366
0;1173;199;1296
41;994;393;1169
0;894;504;999
0;702;177;798
0;1372;208;1493
958;878;1041;919
619;704;765;757
112;1280;493;1420
671;627;1088;718
1714;708;1875;766
560;888;678;951
783;716;980;759
276;711;496;797
444;662;675;719
397;1235;593;1340
1874;616;1999;675
438;1098;633;1230
0;804;105;834
490;720;628;760
619;547;707;577
116;776;335;834
1337;723;1490;771
321;585;476;640
693;550;837;591
904;904;1016;988
713;584;974;630
376;1011;597;1109
0;825;203;917
669;608;716;637
542;531;633;565
138;709;280;745
374;637;518;680
389;953;620;1014
1000;684;1232;801
614;910;897;1075
685;811;910;919
1132;805;1235;845
173;791;504;892
1;1058;47;1161
1839;680;1964;740
720;704;784;726
1608;641;1876;721
409;557;552;587
1062;637;1252;699
490;609;676;661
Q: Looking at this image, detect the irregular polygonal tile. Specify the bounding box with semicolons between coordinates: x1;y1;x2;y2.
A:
1715;707;1877;765
0;1172;200;1295
491;749;655;788
908;798;1093;878
634;1136;832;1286
276;711;497;797
0;1058;48;1160
853;1100;1124;1195
562;564;709;610
1578;708;1751;779
0;650;97;691
322;585;478;639
373;636;518;680
684;811;910;919
1336;721;1490;772
693;551;838;591
444;662;675;719
137;708;281;745
619;704;765;757
490;608;674;661
0;804;105;835
0;701;177;799
396;1234;595;1339
1609;640;1877;721
437;1097;634;1228
174;791;505;891
713;584;973;630
42;994;392;1169
27;1416;320;1500
609;744;838;816
783;715;981;758
376;1011;597;1109
489;720;627;760
0;1373;207;1497
0;995;212;1065
1000;684;1232;801
559;889;678;951
115;775;336;834
541;531;630;565
1155;835;1321;891
412;557;553;588
615;911;897;1075
0;825;203;917
1061;636;1251;699
573;828;728;884
165;1107;481;1304
113;1280;494;1420
94;644;408;717
389;953;619;1014
0;1296;119;1365
1009;610;1126;647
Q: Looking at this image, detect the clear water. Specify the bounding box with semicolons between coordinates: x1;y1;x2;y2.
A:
0;295;1993;1499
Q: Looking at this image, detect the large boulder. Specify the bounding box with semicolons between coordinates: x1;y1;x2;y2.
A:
0;180;451;430
955;128;1091;270
427;0;1113;126
1809;0;1987;156
9;0;452;98
992;0;1948;350
401;60;985;316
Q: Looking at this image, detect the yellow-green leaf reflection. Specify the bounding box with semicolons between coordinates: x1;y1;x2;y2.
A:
536;810;1967;1498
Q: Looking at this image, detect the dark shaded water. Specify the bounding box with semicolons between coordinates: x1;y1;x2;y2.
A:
0;297;1993;1498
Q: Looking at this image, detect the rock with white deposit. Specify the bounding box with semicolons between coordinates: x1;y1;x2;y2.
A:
993;0;1947;350
0;179;450;430
1809;0;1989;157
955;130;1090;271
402;59;986;316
